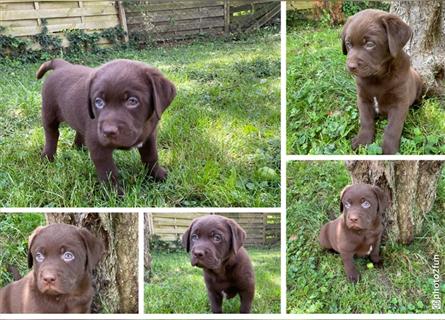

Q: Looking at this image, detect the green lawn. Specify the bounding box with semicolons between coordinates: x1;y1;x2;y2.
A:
287;25;445;155
0;213;45;287
0;30;280;207
287;161;445;313
145;248;281;314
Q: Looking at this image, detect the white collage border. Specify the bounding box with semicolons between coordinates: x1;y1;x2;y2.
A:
0;2;444;319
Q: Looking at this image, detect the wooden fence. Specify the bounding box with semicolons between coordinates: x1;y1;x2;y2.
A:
287;0;315;10
146;212;280;247
0;0;280;44
0;0;125;45
116;0;281;41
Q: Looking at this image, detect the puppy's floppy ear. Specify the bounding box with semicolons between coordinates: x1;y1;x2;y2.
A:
372;185;391;215
227;218;246;256
381;14;412;57
27;226;46;269
341;16;353;55
339;184;352;213
78;227;104;272
181;220;195;253
87;73;96;119
146;68;176;120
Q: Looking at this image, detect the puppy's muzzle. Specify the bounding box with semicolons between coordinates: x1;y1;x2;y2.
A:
191;247;220;269
38;269;63;295
98;120;140;147
346;212;364;230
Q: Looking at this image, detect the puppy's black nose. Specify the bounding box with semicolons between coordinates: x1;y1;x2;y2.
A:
102;124;119;137
42;271;56;284
192;248;205;258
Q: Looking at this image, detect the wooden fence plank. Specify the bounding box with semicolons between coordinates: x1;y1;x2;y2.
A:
126;7;223;24
1;6;116;20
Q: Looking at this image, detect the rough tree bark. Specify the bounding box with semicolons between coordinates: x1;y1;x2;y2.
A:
345;161;443;244
144;212;152;282
45;213;138;313
391;0;445;96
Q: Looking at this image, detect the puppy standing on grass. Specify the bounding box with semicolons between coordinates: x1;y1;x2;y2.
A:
36;59;176;194
182;215;255;313
319;184;390;283
342;9;423;154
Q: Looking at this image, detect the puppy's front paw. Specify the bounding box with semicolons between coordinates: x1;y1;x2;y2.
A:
149;165;168;182
347;270;360;283
351;133;373;149
41;151;55;162
382;142;398;155
371;256;383;268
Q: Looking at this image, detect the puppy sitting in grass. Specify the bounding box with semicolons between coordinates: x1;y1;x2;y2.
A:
342;9;423;154
319;183;390;282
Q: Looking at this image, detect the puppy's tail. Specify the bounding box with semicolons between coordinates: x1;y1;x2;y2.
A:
36;59;70;79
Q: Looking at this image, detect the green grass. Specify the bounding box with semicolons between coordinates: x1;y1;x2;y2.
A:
287;25;445;155
287;161;445;313
0;213;45;287
145;248;281;314
0;31;280;207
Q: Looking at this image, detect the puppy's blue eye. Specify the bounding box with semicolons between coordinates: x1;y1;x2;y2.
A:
344;201;351;209
95;97;105;109
365;41;375;49
213;234;222;242
345;40;352;49
361;201;371;209
35;252;45;263
127;97;139;108
191;234;199;241
62;251;75;262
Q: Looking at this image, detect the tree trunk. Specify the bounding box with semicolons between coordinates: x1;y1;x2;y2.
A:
45;213;138;313
144;213;152;282
345;161;443;244
391;0;445;96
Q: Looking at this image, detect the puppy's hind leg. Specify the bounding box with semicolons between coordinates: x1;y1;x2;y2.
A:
319;223;332;250
41;104;60;161
73;132;86;149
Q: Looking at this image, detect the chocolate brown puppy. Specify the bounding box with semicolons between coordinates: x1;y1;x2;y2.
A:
182;215;255;313
319;184;390;282
0;224;104;313
36;59;176;192
342;9;423;154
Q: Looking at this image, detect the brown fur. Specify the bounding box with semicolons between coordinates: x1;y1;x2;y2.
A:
319;184;390;282
36;59;176;193
342;9;423;154
0;224;104;313
182;215;255;313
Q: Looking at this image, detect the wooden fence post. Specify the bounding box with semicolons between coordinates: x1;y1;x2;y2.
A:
116;0;129;42
224;0;230;33
33;1;41;26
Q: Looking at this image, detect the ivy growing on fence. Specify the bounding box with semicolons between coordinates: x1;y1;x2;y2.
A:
0;21;128;63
